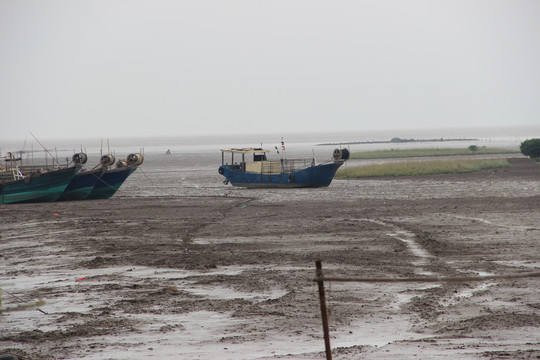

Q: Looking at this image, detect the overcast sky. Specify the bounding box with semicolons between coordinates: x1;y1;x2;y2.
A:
1;0;539;140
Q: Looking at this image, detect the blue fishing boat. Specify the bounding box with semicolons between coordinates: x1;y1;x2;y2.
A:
218;147;349;188
86;153;143;199
58;168;104;201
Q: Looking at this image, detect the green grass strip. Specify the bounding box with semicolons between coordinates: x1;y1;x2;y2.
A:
336;159;510;179
350;147;519;159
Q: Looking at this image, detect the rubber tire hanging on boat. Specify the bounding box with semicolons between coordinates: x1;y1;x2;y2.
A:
100;154;116;167
333;148;350;161
72;152;88;165
218;167;224;175
127;153;144;166
333;148;342;161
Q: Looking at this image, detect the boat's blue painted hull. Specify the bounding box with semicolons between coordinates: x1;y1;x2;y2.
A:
58;168;104;201
219;162;343;188
0;166;78;204
87;167;137;199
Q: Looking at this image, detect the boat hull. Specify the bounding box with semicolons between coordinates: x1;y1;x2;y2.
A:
87;167;137;199
0;166;78;204
219;162;343;188
58;168;104;201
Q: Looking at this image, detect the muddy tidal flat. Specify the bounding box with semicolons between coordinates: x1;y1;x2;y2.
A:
1;158;539;359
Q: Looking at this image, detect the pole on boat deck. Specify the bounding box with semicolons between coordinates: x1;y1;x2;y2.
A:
315;260;332;360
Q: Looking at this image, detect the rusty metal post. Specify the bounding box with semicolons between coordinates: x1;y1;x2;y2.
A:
316;260;332;360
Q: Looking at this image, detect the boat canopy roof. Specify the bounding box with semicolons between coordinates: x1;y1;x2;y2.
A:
220;148;270;154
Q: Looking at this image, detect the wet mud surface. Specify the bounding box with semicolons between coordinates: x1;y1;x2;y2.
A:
1;158;539;359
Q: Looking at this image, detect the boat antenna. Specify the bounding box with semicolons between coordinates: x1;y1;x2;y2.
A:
55;147;59;169
29;132;61;166
21;134;28;152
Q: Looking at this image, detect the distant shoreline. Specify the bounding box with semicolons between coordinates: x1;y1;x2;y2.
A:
316;137;479;146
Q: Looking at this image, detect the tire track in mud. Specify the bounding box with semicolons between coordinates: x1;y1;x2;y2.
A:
365;219;436;275
361;218;499;325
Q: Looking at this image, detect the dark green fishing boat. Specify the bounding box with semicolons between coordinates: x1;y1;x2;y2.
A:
58;153;104;201
0;152;79;204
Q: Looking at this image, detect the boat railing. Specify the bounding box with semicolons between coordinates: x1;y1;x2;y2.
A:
18;165;66;174
259;158;315;174
283;158;315;173
0;168;25;182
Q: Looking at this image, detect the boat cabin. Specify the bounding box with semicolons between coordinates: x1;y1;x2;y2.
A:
220;148;272;173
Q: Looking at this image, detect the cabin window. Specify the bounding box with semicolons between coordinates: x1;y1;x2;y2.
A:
253;154;267;162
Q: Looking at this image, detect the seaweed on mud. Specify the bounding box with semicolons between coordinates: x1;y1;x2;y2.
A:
482;349;540;359
403;294;443;320
79;256;119;268
414;231;450;255
438;311;540;333
0;318;137;343
0;348;46;360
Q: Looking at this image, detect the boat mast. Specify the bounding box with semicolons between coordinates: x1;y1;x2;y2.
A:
29;132;61;167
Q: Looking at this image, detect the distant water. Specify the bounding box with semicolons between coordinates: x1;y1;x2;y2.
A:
1;125;538;199
2;125;537;161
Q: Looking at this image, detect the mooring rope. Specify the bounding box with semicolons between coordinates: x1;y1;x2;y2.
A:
314;271;540;284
